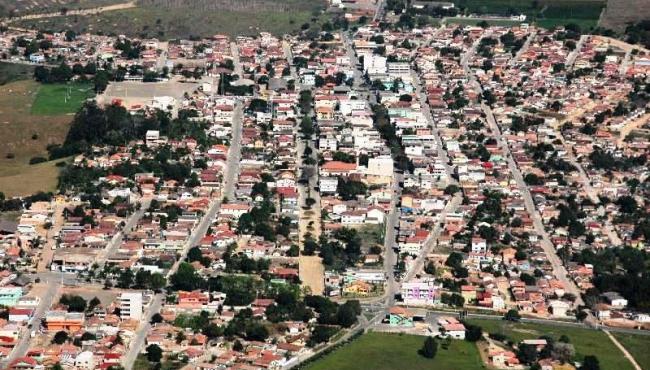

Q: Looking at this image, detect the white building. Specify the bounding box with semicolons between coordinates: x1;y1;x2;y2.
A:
366;155;394;177
320;177;339;194
363;54;387;75
119;292;143;321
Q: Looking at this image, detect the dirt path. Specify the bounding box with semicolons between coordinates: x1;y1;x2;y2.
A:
4;1;136;22
604;330;643;370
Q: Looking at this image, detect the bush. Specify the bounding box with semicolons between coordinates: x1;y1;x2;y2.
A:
29;157;47;165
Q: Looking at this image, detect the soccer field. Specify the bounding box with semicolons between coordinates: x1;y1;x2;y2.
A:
31;82;94;115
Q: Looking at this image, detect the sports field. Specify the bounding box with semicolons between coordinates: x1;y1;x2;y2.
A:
467;319;639;370
304;332;485;370
31;82;94;115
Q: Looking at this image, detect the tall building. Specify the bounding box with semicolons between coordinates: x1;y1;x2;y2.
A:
119;292;143;321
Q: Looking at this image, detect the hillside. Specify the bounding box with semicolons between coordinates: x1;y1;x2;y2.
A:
11;0;327;38
599;0;650;32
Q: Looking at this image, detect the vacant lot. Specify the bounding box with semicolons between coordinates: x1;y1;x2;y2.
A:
15;0;325;38
467;319;636;370
32;82;94;115
305;332;484;370
0;80;78;196
613;332;650;370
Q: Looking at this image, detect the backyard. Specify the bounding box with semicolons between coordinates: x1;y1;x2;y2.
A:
304;332;485;370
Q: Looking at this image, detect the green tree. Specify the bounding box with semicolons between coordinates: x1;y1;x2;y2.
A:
146;344;163;362
420;337;438;359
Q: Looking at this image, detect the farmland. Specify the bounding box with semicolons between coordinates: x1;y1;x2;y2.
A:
13;0;327;39
467;319;642;370
0;80;80;197
304;332;485;370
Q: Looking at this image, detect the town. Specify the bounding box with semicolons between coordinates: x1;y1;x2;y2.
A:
0;0;649;370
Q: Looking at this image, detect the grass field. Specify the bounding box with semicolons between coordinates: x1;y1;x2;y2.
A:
0;63;35;85
444;17;522;27
15;1;324;39
31;82;94;115
612;333;650;370
450;0;604;30
304;332;485;370
467;319;636;370
0;80;80;197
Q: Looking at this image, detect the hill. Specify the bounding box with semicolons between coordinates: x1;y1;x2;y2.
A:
599;0;650;32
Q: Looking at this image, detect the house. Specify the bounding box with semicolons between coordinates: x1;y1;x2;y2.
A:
549;300;570;317
319;177;338;194
601;292;628;309
388;306;414;327
8;308;33;323
438;317;466;339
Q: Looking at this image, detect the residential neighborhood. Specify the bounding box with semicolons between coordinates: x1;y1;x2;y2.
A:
0;1;649;370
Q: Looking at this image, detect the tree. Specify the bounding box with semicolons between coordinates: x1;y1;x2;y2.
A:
518;343;538;364
146;344;163;362
52;331;69;344
504;309;521;322
580;355;600;370
419;337;438;359
150;313;163;324
464;323;483;342
59;294;87;312
170;263;204;291
336;302;358;328
551;342;575;363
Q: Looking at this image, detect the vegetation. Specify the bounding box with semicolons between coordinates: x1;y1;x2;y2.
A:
304;332;483;370
466;319;637;370
15;1;324;39
31;82;94;115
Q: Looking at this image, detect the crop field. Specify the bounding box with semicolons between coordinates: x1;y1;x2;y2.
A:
14;0;327;38
0;80;79;197
467;319;641;370
304;332;485;370
450;0;605;30
31;82;94;115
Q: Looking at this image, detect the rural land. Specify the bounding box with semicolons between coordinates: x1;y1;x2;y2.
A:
0;0;649;370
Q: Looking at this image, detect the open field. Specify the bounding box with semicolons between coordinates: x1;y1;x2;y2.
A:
14;0;326;38
444;17;522;27
0;0;128;17
450;0;604;30
31;82;94;115
0;80;78;197
467;319;637;370
0;62;35;85
613;332;650;370
304;332;485;370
